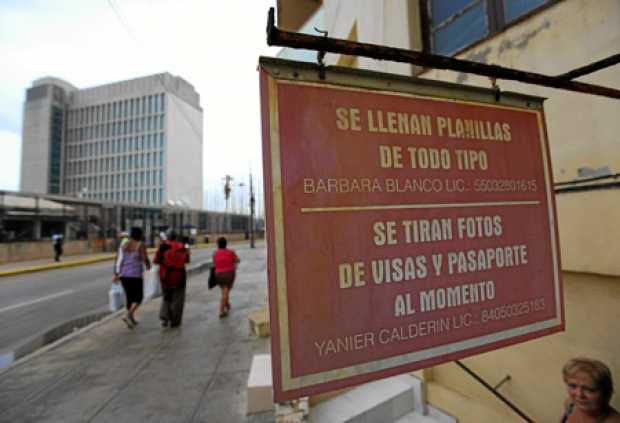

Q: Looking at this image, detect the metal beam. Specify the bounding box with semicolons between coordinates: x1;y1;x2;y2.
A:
555;52;620;81
266;8;620;100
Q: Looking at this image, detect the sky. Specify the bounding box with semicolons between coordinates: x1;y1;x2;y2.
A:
0;0;280;212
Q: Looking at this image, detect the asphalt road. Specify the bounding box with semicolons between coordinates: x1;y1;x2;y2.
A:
0;246;217;355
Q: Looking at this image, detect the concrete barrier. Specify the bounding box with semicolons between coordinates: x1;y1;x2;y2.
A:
0;253;117;277
0;244;214;278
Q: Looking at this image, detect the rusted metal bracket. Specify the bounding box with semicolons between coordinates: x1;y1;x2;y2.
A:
493;374;512;390
314;27;328;80
489;77;501;102
266;7;620;100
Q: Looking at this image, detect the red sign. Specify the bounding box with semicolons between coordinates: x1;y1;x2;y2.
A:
260;59;564;401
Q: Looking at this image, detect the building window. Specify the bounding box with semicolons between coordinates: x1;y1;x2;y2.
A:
503;0;549;23
424;0;554;56
48;106;63;193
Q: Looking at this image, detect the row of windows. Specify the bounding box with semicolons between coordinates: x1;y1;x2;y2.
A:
424;0;553;56
66;170;164;192
49;106;63;194
73;189;164;206
65;151;164;176
67;115;165;142
68;93;165;127
66;133;165;159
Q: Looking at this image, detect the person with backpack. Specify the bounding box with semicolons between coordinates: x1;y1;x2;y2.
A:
154;230;190;328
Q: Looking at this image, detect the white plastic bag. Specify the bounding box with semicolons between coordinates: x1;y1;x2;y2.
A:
109;283;125;312
144;265;161;299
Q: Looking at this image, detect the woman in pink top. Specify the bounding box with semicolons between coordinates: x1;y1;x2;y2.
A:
213;237;240;318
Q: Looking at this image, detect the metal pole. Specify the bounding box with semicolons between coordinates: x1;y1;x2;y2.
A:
455;360;533;422
266;8;620;100
556;52;620;81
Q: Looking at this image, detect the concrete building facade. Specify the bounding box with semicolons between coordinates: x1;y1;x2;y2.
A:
278;1;620;421
21;73;203;209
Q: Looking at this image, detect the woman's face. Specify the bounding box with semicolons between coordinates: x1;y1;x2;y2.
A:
566;371;604;414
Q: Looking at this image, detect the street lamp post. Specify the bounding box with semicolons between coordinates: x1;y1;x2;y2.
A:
223;175;233;233
249;172;255;248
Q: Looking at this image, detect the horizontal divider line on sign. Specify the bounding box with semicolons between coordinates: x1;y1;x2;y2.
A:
300;200;541;213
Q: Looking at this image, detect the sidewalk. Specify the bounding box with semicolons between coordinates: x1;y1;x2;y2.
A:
0;242;273;423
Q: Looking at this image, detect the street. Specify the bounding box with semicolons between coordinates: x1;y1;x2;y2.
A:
0;241;271;423
0;246;219;356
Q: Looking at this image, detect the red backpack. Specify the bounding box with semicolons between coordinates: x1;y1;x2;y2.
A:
159;241;188;287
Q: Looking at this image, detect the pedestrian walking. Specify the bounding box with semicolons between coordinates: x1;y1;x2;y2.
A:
213;237;240;318
113;227;151;329
154;230;190;328
52;232;63;262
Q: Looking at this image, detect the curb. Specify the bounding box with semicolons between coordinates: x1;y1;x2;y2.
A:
0;259;212;372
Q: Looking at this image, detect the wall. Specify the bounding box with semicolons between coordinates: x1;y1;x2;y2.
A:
21;92;52;193
421;0;620;189
428;271;620;423
557;190;620;275
0;240;93;264
323;0;420;76
412;1;620;421
165;92;203;209
277;0;322;31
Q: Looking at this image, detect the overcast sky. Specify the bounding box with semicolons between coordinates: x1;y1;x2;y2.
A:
0;0;280;212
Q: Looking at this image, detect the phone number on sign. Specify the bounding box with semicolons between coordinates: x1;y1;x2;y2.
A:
480;298;546;323
473;179;537;193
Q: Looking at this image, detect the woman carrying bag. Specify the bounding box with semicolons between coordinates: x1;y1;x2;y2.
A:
212;237;240;318
113;227;151;329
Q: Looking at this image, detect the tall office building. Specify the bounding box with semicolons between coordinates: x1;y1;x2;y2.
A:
20;73;203;208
